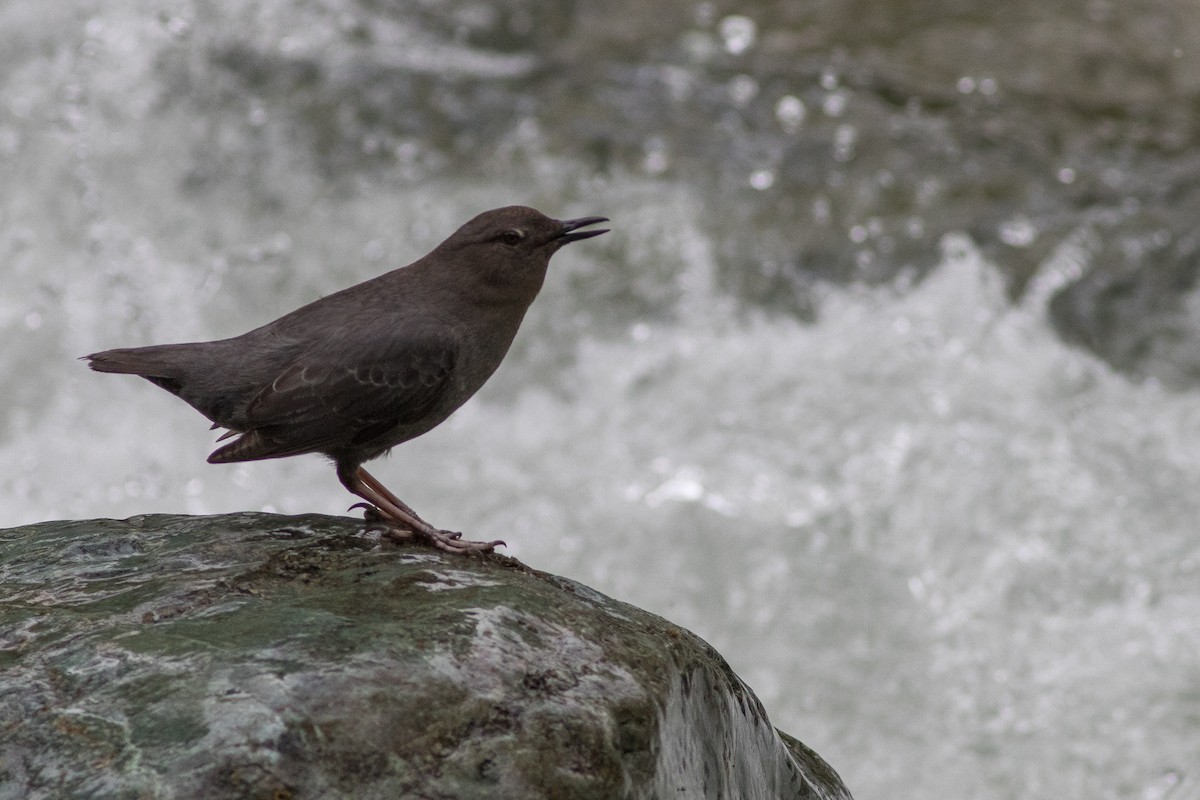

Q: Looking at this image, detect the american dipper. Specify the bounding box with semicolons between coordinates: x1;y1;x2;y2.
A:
86;206;609;554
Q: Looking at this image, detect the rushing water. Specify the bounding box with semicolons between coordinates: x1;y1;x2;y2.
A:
3;2;1199;799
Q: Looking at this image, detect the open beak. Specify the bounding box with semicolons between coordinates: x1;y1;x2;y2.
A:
556;216;610;244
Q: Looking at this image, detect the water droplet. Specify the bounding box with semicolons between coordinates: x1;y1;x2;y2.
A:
718;15;757;55
775;95;806;132
999;217;1037;247
823;92;847;117
749;169;775;191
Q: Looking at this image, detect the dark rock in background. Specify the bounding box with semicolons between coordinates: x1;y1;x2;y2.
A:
143;0;1200;383
0;513;849;800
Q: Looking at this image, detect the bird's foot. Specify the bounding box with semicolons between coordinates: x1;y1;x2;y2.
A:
351;502;503;554
413;527;506;555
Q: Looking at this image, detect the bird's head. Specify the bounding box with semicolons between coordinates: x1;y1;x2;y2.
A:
432;206;609;304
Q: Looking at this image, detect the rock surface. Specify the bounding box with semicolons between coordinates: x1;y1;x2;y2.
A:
0;513;850;800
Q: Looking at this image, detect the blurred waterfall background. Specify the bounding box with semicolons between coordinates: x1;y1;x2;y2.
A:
2;1;1199;798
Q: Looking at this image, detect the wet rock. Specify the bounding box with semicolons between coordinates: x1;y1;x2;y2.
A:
0;513;850;800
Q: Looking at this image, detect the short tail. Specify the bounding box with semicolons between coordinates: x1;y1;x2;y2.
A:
83;343;207;396
86;344;179;376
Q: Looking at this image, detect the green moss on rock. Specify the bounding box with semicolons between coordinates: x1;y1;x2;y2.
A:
0;513;850;799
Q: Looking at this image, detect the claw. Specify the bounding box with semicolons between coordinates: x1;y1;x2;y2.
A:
411;529;505;555
349;501;389;524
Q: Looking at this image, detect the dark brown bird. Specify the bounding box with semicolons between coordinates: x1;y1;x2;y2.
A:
85;206;609;554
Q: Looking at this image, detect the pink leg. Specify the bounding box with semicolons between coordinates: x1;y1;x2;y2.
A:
341;465;504;555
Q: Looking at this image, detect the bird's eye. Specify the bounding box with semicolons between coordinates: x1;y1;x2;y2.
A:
500;229;524;247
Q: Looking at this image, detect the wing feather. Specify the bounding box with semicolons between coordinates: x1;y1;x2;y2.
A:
208;328;457;463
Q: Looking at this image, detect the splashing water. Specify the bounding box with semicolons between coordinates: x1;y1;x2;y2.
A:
17;188;1200;800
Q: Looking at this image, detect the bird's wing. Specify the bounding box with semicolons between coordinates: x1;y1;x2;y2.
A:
208;328;457;462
